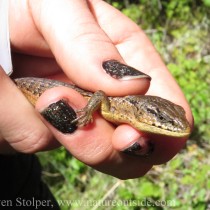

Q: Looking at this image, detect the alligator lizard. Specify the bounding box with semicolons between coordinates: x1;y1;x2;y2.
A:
14;77;191;138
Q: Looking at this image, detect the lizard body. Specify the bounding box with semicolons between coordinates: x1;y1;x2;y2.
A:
14;77;191;138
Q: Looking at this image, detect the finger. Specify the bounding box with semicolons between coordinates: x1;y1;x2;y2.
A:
88;0;192;160
28;0;150;96
0;67;56;153
112;125;187;165
89;0;193;126
9;0;50;57
36;86;153;179
88;0;163;73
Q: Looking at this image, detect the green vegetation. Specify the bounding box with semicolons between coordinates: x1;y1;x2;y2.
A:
38;1;210;209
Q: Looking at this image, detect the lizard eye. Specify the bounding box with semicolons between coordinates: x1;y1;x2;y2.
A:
158;113;174;124
146;108;156;115
147;108;173;124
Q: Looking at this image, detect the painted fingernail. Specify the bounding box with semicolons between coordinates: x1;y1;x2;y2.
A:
102;60;151;80
41;99;77;134
123;138;154;156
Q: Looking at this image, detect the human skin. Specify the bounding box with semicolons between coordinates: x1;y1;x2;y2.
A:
0;0;193;179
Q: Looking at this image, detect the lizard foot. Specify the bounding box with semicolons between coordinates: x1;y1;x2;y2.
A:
71;108;93;127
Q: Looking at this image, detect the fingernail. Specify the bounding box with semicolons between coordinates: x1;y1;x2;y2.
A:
123;138;154;156
102;60;151;80
41;99;77;134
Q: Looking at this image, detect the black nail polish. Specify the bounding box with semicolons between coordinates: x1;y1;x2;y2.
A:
41;100;77;134
102;60;151;80
123;141;154;156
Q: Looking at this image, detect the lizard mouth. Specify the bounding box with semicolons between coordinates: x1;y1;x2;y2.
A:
134;121;191;138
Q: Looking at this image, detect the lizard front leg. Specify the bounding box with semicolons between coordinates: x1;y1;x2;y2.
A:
72;90;110;127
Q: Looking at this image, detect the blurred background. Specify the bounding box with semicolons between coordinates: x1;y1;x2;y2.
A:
38;1;210;209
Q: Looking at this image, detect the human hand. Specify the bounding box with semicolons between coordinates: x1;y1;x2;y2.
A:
0;0;193;178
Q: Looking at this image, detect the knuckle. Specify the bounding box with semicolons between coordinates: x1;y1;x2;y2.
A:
9;129;52;153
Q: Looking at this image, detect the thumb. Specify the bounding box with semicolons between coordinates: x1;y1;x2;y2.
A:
35;86;152;179
0;67;54;153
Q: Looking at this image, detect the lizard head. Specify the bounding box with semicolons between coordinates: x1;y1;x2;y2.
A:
122;95;191;138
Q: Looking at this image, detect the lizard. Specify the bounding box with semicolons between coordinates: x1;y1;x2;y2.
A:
14;77;191;138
